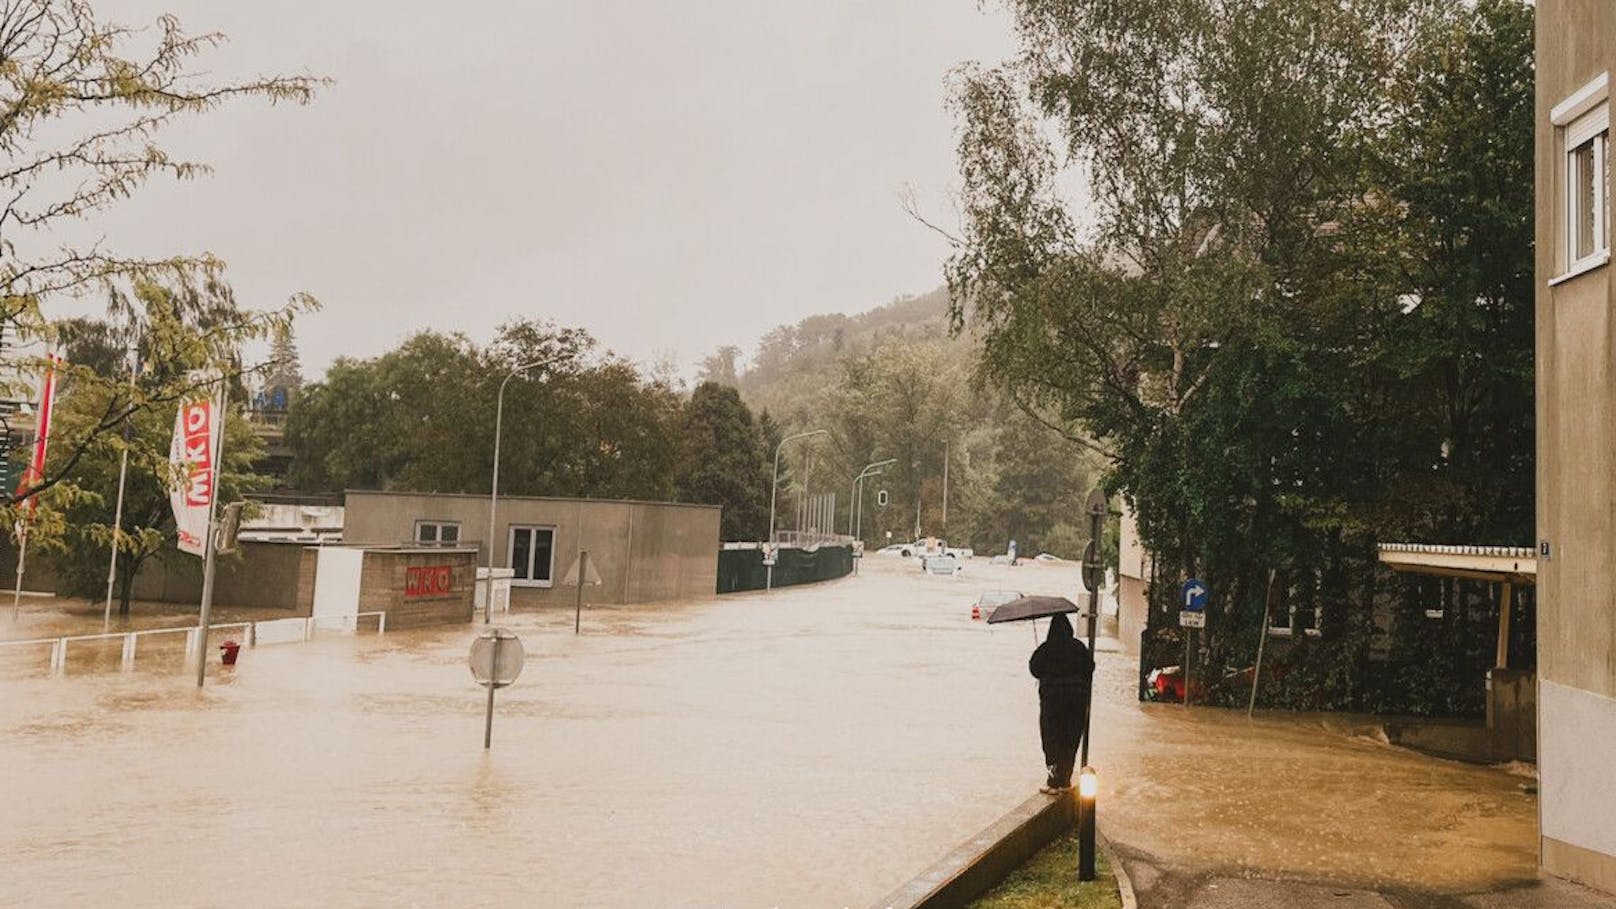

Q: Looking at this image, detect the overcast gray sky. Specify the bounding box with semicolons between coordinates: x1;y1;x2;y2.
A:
89;1;1016;379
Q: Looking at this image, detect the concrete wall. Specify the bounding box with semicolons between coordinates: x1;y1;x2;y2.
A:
341;491;720;607
1535;2;1616;891
1117;505;1150;656
0;539;309;611
358;548;476;629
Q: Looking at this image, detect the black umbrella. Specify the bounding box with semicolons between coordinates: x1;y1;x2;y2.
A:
985;595;1080;624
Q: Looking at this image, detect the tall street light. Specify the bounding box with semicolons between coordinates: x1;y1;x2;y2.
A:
486;356;562;623
767;429;827;590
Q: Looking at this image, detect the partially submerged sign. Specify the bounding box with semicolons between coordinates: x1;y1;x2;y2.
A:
469;627;524;749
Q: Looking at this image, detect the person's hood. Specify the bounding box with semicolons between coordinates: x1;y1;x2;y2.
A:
1047;612;1074;641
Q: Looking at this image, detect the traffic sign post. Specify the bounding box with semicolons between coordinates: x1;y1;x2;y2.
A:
1076;487;1108;883
469;628;525;749
1179;579;1207;707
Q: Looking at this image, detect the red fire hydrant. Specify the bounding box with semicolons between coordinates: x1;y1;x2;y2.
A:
219;640;241;666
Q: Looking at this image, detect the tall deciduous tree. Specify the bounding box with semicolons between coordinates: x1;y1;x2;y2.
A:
943;0;1534;712
675;382;770;541
0;1;322;511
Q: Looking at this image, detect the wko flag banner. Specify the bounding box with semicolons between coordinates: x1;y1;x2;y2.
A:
169;376;223;557
13;351;62;517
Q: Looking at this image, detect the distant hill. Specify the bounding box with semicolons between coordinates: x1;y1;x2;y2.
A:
731;287;964;417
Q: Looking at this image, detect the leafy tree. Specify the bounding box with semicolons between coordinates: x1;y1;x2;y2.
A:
675;382;770;540
37;281;275;614
0;1;321;512
286;320;685;502
941;0;1535;712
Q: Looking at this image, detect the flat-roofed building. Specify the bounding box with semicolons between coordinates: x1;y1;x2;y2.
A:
1535;1;1616;891
341;490;721;607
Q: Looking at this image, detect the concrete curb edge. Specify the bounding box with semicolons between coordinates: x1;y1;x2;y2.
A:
870;793;1135;909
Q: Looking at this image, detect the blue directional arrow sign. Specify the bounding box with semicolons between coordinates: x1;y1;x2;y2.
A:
1181;578;1208;612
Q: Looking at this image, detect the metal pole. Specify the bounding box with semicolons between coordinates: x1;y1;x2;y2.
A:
194;379;229;689
767;430;826;591
487;357;557;623
941;440;949;530
574;551;587;635
483;636;500;749
1248;568;1277;718
1077;488;1106;884
1081;496;1102;767
12;524;28;621
103;347;137;630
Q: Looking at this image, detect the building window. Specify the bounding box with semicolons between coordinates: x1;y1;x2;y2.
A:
415;520;460;545
508;525;555;587
1553;73;1611;280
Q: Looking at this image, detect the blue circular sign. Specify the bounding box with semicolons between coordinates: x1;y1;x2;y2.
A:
1180;578;1208;612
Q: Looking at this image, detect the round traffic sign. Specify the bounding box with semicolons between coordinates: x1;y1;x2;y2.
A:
1085;487;1108;515
1081;540;1103;592
469;628;525;688
1180;578;1208;612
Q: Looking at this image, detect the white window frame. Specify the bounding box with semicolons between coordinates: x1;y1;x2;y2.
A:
507;524;557;588
1552;73;1611;284
414;520;461;545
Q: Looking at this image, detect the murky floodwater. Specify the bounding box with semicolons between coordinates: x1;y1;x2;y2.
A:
1;558;1537;907
1;559;1079;907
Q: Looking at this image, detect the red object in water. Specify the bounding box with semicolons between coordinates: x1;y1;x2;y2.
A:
219;640;241;666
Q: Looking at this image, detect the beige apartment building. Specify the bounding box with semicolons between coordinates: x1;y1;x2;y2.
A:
1535;0;1616;892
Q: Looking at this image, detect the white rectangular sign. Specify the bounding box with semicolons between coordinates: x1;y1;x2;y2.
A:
1179;610;1206;629
169;379;222;557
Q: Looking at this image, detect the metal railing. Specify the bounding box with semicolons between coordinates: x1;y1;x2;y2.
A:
0;611;387;677
768;530;854;549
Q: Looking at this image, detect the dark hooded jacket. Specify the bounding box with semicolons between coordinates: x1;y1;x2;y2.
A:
1029;613;1094;744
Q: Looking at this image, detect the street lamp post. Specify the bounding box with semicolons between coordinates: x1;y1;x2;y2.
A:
486;356;561;623
767;429;827;590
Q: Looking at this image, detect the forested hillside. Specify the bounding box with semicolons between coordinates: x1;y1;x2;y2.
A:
702;288;1103;557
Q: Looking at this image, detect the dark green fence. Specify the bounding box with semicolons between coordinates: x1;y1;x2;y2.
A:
716;545;854;594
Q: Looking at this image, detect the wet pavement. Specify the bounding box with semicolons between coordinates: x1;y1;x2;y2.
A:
3;557;1602;908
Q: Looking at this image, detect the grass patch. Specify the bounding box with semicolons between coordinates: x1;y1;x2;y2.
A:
966;830;1123;909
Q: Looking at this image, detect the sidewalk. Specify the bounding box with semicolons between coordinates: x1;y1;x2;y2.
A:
1085;651;1616;909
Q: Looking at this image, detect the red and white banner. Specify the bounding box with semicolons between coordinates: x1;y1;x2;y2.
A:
169;377;223;557
14;352;63;518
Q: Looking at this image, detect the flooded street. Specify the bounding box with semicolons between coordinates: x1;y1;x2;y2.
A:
2;558;1075;907
2;558;1540;907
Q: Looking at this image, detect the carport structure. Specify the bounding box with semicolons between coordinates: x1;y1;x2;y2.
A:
1377;543;1536;670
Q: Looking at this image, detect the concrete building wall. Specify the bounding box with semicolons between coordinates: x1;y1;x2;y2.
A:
341;491;721;606
1535;2;1616;891
1117;505;1150;656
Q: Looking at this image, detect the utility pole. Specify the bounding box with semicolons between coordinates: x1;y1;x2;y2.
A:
941;440;950;530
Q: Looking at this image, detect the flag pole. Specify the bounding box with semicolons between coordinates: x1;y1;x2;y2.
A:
103;345;137;630
12;352;60;622
193;377;228;689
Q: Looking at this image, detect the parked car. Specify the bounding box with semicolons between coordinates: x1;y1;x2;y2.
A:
922;553;962;576
876;543;915;558
971;590;1023;620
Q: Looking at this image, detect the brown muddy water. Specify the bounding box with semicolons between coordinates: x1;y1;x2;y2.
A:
1;558;1537;906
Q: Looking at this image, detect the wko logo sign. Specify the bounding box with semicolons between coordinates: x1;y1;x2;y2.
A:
179;400;215;507
405;565;453;598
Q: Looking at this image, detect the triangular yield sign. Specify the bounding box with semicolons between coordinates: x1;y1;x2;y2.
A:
561;554;603;587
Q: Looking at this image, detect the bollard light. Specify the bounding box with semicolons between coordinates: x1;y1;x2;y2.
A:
1078;766;1099;799
1077;764;1097;882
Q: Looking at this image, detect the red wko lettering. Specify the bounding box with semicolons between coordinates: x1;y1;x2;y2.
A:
181;401;214;507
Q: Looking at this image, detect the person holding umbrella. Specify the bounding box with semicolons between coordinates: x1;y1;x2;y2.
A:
1029;612;1094;793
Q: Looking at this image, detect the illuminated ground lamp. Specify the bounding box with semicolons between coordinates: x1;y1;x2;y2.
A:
1077;765;1098;881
